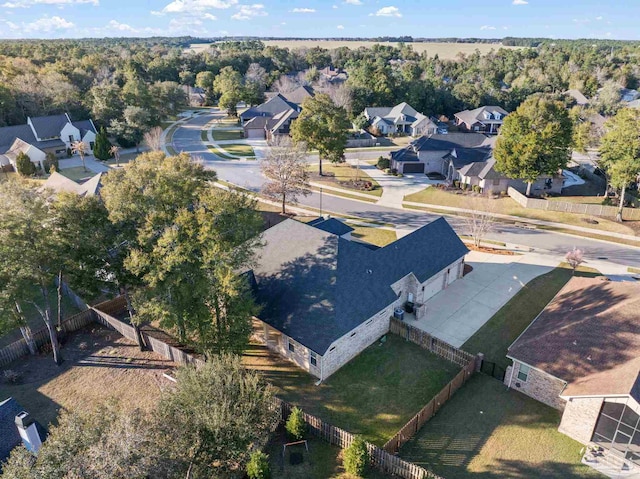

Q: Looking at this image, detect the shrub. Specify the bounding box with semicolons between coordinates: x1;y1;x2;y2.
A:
15;152;35;176
472;185;480;193
376;156;390;170
384;168;391;174
247;450;270;479
285;407;306;440
453;180;459;189
3;369;22;384
462;183;468;191
390;168;398;175
397;173;404;178
66;148;72;158
343;436;369;476
44;152;58;174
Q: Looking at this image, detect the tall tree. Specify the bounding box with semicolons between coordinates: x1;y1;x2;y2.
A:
599;108;640;221
70;140;88;172
494;95;573;196
213;66;244;117
261;136;310;213
109;145;121;167
93;126;111;161
243;63;267;107
109;106;150;151
290;93;350;176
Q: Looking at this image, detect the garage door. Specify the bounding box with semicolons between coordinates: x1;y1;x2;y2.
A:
422;273;445;301
246;128;265;139
402;162;425;174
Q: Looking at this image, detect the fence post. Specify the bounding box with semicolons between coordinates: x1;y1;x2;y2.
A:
476;352;484;372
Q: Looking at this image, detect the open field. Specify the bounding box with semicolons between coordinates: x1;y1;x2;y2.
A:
461;264;601;370
400;374;600;479
0;325;175;427
189;41;521;59
243;334;460;446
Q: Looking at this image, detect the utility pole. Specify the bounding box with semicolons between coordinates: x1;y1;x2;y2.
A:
320;187;323;217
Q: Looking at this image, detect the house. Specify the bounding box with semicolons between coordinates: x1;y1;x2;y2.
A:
504;277;640;472
40;171;103;197
454;106;509;134
0;113;97;170
563;89;590;106
458;158;511;194
251;217;468;379
319;66;348;84
240;94;301;140
0;398;45;463
364;103;437;137
620;88;640;103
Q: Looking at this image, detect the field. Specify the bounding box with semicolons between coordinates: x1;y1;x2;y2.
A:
189;41;521;59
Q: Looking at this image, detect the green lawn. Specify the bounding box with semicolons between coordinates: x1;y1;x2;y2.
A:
206;145;237;160
200;129;208;142
244;334;460;446
351;226;397;247
59;166;95;182
219;143;255;157
313;163;383;197
105;152;138;166
461;264;601;370
400;375;601;479
212;129;244;141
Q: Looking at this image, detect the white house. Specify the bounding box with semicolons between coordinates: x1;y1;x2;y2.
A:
364;103;437;137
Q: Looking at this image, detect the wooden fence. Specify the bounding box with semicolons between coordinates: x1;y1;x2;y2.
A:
276;398;444;479
0;309;97;367
389;318;476;367
508;186;640;221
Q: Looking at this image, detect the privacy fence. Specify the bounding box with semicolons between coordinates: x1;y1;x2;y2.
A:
508;187;640;221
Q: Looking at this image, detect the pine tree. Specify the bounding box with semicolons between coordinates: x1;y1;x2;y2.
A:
93;127;111;161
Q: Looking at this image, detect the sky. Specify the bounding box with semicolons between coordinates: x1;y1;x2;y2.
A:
0;0;636;40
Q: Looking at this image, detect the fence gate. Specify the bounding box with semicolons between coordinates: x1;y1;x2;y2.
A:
480;359;506;382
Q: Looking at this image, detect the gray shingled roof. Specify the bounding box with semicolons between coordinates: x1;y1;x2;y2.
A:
72;120;96;137
282;85;315;105
30;114;69;140
454;106;508;126
253;217;468;354
391;133;492;164
0;397;23;462
240;94;299;121
308;217;354;236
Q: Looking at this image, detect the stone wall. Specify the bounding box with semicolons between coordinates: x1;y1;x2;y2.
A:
505;361;567;410
558;397;603;444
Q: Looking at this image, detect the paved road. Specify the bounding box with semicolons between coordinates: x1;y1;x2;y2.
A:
171;111;640;270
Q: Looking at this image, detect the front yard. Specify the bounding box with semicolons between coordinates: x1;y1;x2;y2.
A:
312;163;383;197
350;226;397;247
212;129;244;141
400;374;600;479
59;166;96;182
244;334;460;446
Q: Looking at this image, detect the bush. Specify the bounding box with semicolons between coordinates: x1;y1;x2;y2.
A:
343;436;369;476
247;451;270;479
15;152;35;176
390;168;398;175
285;407;306;440
397;173;404;178
44;152;58;174
384;168;391;174
453;180;459;189
472;185;480;193
376;156;390;170
3;369;22;384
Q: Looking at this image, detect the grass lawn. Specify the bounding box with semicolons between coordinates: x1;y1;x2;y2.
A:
400;375;600;479
59;166;96;182
351;226;396;247
629;267;640;274
313;163;383;197
212;129;244;141
200;129;208;142
0;325;175;427
403;187;638;237
266;430;390;479
313;186;379;203
105;152;138;166
244;334;460;446
220;143;255;157
206;145;237;160
0;285;83;348
461;264;601;370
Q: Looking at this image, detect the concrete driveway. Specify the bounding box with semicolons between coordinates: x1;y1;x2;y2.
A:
412;251;558;348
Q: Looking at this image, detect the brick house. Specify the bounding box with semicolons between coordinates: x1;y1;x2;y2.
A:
505;277;640;471
250;217;468;380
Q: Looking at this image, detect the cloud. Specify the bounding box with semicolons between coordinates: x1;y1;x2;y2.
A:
480;25;496;30
107;19;136;31
344;0;362;4
203;12;217;19
337;24;344;29
595;16;603;20
1;0;97;7
573;17;590;24
231;3;267;20
291;7;315;12
23;15;73;32
512;0;528;4
161;0;237;14
370;6;400;17
332;4;337;8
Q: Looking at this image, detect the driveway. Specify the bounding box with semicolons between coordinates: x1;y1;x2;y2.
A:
412;251;557;348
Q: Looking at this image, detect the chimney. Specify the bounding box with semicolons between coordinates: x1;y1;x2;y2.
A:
15;411;42;454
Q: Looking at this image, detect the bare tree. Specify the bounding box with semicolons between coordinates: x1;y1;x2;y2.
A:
463;196;496;248
271;73;307;94
261;136;311;214
565;247;584;275
324;83;353;114
109;144;121;167
143;126;164;152
70;140;88;172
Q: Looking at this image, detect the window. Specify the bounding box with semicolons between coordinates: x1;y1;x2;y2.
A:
310;351;317;367
493;179;501;185
288;340;295;353
68;135;74;143
517;364;530;381
89;141;95;150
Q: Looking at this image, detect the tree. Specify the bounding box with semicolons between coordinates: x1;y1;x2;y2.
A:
195;70;215;104
285;407;306;441
494;95;573;196
463;198;496;248
143;126;164;151
243;63;267;106
261;137;310;213
213;66;243;117
290;94;350;176
596;80;622;116
15;151;35;176
44;152;58;173
565;247;584;275
343;436;369;476
70;140;88;172
93;126;111;161
155;356;278;478
599;108;640;221
352;112;370;131
109;144;121;166
109;106;150;151
246;451;270;479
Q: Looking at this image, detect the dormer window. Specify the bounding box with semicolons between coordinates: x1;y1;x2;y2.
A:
483;111;492;120
494;113;502;120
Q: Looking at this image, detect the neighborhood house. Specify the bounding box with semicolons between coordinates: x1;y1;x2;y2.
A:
250;217;468;380
364;102;437;137
454;106;508;134
505;277;640;471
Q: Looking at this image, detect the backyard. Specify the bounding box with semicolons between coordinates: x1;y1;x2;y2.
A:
312;163;383;197
461;263;601;370
0;325;175;427
243;334;460;446
400;374;600;479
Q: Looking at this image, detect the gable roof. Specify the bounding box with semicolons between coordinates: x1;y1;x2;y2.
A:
29;113;70;140
508;277;640;401
563;89;590;106
72;120;97;138
282;85;315;105
240;94;299;121
454;106;509;126
253;217;468;354
0;397;23;462
391;133;493;165
40;171;103;197
365;102;432;128
308;217;354;236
